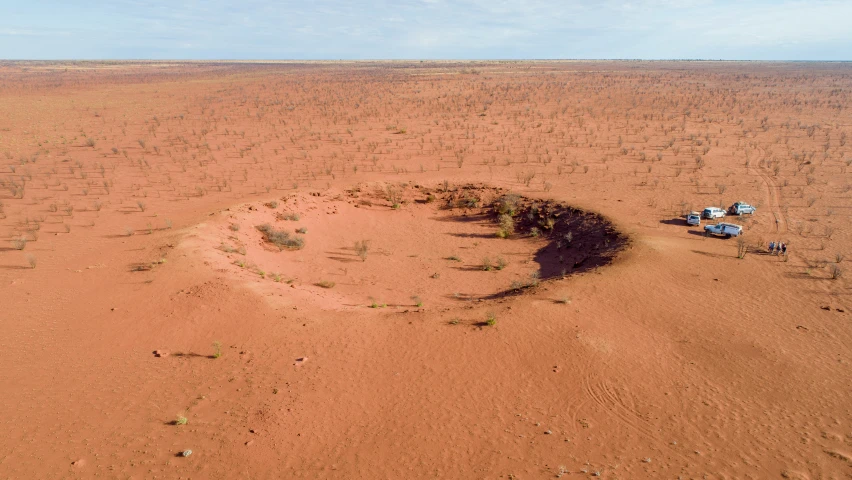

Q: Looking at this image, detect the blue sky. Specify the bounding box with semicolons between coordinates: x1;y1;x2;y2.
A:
1;0;850;60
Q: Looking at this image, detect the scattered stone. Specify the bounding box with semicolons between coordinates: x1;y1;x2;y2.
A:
72;459;85;467
295;357;308;366
544;430;552;435
245;440;254;446
153;350;169;357
181;449;192;457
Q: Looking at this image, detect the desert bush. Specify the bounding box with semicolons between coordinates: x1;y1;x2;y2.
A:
736;237;748;259
485;312;497;326
829;264;842;280
386;185;402;208
295;227;307;234
27;255;36;269
137;201;146;212
835;252;844;263
495;257;508;270
411;295;423;307
229;223;240;231
280;212;300;221
481;257;493;271
175;413;188;426
256;224;304;250
354;239;371;261
316;280;335;288
266;200;279;209
497;214;515;238
447;255;461;262
212;341;222;359
495;194;521;216
12;237;27;250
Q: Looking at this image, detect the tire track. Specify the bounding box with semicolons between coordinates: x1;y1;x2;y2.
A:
750;146;787;233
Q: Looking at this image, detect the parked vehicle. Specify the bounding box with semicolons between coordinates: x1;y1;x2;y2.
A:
729;201;756;215
702;207;726;220
686;211;701;226
704;222;743;238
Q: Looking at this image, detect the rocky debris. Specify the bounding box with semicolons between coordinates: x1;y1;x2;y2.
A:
153;350;169;358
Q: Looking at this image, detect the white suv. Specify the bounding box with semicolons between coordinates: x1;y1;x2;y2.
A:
702;207;726;220
686;212;701;226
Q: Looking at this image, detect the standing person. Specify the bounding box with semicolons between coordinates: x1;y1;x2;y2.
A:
781;242;787;256
769;241;775;253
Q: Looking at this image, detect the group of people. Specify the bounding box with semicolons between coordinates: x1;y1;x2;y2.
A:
768;241;788;256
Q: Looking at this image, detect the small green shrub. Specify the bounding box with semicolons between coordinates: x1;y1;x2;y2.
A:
495;257;507;270
485;313;496;326
212;341;222;359
497;214;515;238
175;413;188;426
495;194;521;216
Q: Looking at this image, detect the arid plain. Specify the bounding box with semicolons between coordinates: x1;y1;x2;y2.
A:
1;61;850;479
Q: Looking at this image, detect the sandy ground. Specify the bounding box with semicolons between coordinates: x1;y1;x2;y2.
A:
0;61;850;479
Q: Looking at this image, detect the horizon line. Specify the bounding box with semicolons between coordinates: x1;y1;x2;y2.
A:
2;58;851;63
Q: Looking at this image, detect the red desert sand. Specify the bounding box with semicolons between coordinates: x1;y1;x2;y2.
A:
0;61;850;479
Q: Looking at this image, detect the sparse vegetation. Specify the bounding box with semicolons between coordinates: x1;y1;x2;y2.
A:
256;223;305;250
316;280;336;288
212;341;222;359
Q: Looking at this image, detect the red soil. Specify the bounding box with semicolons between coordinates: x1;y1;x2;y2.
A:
1;61;850;479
